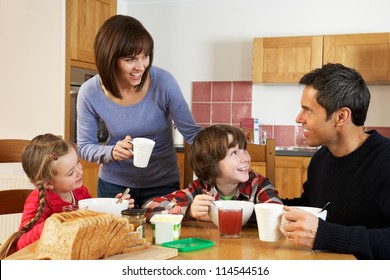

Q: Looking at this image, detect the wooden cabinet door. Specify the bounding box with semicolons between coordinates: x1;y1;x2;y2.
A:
253;36;323;83
251;157;311;199
302;157;311;184
81;160;100;198
69;0;117;70
275;156;304;199
176;152;185;189
324;33;390;83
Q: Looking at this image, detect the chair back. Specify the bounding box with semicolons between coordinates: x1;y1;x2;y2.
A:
0;139;30;163
246;139;276;184
183;138;276;188
0;189;32;215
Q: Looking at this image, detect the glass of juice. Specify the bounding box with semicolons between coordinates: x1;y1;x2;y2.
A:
218;207;243;238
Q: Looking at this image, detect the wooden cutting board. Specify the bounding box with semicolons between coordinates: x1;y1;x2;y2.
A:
5;241;178;260
106;246;177;260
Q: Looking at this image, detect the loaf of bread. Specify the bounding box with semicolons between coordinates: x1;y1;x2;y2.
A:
34;210;151;260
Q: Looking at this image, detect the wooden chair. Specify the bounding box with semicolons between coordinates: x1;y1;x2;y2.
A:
246;139;276;185
183;138;276;188
0;139;31;163
183;142;193;188
0;189;32;215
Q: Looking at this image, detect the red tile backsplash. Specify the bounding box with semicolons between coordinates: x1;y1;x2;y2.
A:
233;81;252;102
232;103;252;124
192;82;211;102
192;81;252;127
295;126;307;147
274;125;295;146
192;103;211;124
212;82;232;102
212;103;231;124
192;81;390;146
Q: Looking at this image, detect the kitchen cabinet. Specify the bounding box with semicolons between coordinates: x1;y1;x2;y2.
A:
323;33;390;83
81;160;100;198
176;151;185;189
64;0;117;141
252;36;323;83
251;156;311;199
68;0;117;71
253;32;390;84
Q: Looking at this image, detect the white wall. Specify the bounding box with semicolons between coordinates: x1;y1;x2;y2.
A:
0;0;65;139
119;0;390;126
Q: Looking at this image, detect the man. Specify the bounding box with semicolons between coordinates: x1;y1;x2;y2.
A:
281;63;390;259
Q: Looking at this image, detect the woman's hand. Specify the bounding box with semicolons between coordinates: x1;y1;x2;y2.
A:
187;194;214;220
111;136;134;161
281;206;319;249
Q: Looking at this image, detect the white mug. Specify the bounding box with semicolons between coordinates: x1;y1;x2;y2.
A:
127;138;155;168
254;203;284;242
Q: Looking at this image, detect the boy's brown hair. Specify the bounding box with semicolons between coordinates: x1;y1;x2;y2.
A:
189;125;247;187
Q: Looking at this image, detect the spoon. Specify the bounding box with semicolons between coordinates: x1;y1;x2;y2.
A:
116;188;130;204
203;189;216;206
318;202;331;213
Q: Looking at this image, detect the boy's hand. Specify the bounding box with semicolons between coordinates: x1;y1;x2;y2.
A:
188;194;215;219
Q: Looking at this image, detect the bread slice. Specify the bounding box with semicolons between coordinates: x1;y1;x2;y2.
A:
34;210;146;260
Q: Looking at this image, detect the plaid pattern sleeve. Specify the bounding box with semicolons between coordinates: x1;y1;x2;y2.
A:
142;180;209;221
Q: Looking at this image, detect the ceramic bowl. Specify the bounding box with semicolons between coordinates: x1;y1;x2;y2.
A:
78;198;128;217
208;200;255;227
291;206;328;220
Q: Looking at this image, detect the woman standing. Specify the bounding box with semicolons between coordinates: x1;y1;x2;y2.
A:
77;15;200;208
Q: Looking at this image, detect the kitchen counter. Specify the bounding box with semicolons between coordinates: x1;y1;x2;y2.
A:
275;146;319;157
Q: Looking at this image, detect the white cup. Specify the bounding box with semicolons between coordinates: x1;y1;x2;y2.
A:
254;203;284;242
128;138;155;168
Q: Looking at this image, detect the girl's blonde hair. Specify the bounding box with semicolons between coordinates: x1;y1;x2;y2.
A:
0;134;75;259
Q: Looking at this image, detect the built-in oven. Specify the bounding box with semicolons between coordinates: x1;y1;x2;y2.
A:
69;85;79;143
70;67;103;143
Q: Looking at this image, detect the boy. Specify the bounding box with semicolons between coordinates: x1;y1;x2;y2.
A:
142;124;282;222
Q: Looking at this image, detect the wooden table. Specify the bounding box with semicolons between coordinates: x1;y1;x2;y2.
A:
152;221;355;260
6;220;355;260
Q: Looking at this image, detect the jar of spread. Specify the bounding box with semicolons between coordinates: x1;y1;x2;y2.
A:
121;208;146;238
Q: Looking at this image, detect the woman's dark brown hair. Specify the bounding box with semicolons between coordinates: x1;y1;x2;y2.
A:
94;15;154;99
189;125;247;187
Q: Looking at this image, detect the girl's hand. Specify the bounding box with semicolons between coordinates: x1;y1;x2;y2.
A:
115;191;135;209
112;136;133;161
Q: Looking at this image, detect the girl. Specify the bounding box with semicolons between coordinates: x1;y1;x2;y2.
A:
142;125;282;222
0;134;133;259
